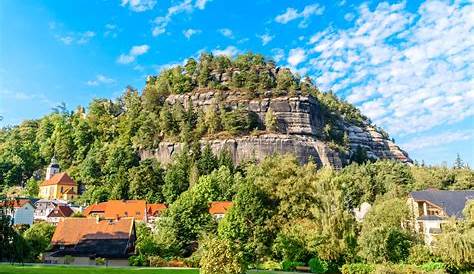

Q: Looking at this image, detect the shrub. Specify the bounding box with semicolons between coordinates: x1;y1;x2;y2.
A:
257;260;281;271
281;260;305;271
341;263;375;274
148;256;167;267
128;254;148;266
419;262;446;272
408;244;433;265
95;257;106;266
309;257;329;273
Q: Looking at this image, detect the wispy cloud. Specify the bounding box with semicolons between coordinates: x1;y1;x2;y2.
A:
195;0;211;10
117;44;150;64
275;4;325;28
183;28;201;39
219;28;234;39
257;33;274;46
304;1;474;136
401;130;474;151
152;0;209;36
56;31;95;45
121;0;156;12
86;74;116;86
212;46;240;57
104;24;119;38
271;48;285;63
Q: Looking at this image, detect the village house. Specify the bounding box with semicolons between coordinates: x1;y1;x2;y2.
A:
46;204;74;225
408;189;474;245
0;199;35;226
39;157;79;201
83;200;166;224
34;199;67;221
209;201;233;220
45;217;136;266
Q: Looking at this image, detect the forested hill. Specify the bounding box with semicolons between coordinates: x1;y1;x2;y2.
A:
1;52;411;197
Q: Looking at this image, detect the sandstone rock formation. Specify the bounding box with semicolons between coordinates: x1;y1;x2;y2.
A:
140;90;411;169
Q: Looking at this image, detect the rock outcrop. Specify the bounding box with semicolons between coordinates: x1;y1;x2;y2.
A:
140;90;411;168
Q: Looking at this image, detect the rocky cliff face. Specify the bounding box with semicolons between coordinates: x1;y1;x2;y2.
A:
140;90;411;168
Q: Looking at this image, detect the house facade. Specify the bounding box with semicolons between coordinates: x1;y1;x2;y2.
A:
34;199;67;221
45;217;136;266
39;157;79;201
0;199;35;226
46;205;74;225
408;189;474;245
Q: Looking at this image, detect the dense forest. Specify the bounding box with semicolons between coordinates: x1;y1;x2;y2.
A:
0;53;473;273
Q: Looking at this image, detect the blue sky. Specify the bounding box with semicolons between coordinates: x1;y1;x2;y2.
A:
0;0;473;166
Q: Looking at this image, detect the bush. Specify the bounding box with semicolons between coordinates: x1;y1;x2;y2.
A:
281;260;305;271
64;255;74;265
419;262;446;272
95;257;106;266
408;244;433;265
257;260;281;271
309;257;328;273
148;256;167;267
341;263;375;274
373;264;423;274
128;254;148;266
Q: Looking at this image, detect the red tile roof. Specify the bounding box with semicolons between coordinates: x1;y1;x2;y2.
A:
40;172;77;187
147;203;167;216
83;200;147;221
51;218;134;246
47;205;74;218
209;201;233;215
0;199;33;208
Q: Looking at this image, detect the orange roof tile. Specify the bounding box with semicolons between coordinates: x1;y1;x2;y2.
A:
209;201;233;215
147;203;167;216
40;172;77;187
51;218;134;246
83;200;147;221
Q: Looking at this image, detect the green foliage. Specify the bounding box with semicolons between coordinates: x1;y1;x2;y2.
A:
128;159;164;202
199;235;247;274
341;263;375;274
128;254;148;266
309;257;329;273
23;222;55;261
24;177;39;197
281;260;305;271
408;244;434;265
256;260;281;271
264;108;277;132
419;262;446;272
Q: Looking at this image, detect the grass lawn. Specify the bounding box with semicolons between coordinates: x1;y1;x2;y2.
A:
0;264;298;274
0;264;200;274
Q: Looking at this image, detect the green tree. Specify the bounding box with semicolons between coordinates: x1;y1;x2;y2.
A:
129;159;165;202
197;145;218;175
199;235;247;274
264;108;277;132
23;222;55;261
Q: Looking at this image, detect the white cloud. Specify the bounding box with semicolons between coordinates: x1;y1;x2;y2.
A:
117;44;150;64
57;31;95;45
287;48;307;67
344;12;355;21
304;1;474;136
104;24;119;38
212;46;240;57
86;74;116;86
195;0;211;10
219;28;234;39
257;33;274;46
152;0;196;36
401;130;474;151
275;4;325;28
271;48;285;63
183;28;201;39
121;0;156;12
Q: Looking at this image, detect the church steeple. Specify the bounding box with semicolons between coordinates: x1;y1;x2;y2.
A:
46;156;60;180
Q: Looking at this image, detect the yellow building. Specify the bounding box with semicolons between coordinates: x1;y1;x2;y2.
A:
39;157;79;201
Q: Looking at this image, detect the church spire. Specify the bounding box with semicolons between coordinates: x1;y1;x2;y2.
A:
46;155;60;180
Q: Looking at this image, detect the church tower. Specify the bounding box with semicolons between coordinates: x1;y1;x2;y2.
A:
46;156;60;180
